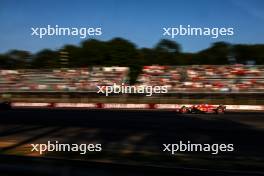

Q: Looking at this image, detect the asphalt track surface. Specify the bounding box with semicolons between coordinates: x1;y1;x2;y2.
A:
0;109;264;176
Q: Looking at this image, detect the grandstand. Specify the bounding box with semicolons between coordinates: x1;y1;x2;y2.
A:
0;67;129;92
136;65;264;93
1;65;264;93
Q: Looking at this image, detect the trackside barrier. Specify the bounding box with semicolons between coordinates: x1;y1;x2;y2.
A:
154;104;192;109
10;102;264;111
102;103;149;109
11;102;51;108
54;103;98;108
226;105;264;111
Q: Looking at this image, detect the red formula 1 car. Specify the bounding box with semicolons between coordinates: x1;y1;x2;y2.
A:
179;104;226;114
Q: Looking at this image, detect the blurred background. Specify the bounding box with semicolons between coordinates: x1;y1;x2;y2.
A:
1;0;264;175
1;39;264;105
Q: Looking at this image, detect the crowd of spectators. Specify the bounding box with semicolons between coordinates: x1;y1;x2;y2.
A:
0;67;129;92
1;65;264;93
136;65;264;92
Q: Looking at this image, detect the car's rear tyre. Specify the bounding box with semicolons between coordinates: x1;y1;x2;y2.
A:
216;108;225;114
